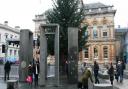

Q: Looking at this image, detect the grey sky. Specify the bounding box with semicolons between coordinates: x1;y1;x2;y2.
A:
0;0;127;31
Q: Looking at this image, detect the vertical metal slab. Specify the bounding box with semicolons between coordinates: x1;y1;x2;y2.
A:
19;29;33;82
54;25;59;86
39;26;47;86
68;27;78;84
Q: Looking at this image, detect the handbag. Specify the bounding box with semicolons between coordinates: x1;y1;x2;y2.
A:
26;76;32;83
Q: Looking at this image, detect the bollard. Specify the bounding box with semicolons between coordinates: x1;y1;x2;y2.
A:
7;80;18;89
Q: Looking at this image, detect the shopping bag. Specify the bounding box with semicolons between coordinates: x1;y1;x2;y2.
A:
26;76;32;83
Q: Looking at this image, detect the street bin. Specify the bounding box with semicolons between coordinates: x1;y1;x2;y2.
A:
7;80;18;89
93;84;113;89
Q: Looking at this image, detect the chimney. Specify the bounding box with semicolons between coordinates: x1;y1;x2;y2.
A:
15;26;20;30
4;21;8;25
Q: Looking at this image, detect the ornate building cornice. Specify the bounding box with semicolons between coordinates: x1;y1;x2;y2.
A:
0;24;20;34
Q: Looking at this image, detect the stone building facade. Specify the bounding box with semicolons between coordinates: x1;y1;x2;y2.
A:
0;21;20;63
33;2;116;64
80;3;116;64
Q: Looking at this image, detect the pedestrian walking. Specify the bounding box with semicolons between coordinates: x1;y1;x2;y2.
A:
4;61;11;81
82;67;93;89
93;61;99;84
33;61;40;87
108;63;114;85
116;60;125;83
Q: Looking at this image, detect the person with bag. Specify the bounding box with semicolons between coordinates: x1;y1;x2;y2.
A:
108;63;114;85
26;62;33;85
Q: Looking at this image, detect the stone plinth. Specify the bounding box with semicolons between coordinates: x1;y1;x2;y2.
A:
7;80;18;89
94;84;113;89
99;70;109;79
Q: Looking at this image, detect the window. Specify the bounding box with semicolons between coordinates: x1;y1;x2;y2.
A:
93;30;98;38
103;47;108;58
102;7;108;11
93;26;98;38
84;48;88;58
91;8;98;12
103;32;108;37
14;50;17;56
5;33;8;39
94;47;98;58
10;49;12;55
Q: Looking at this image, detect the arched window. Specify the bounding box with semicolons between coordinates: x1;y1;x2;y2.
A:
103;46;108;58
94;47;98;58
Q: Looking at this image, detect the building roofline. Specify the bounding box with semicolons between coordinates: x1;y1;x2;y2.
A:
0;24;20;34
84;2;113;10
85;10;116;16
84;5;113;10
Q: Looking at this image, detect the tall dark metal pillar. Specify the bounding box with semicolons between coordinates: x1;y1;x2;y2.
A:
19;29;33;82
68;27;78;84
39;27;47;86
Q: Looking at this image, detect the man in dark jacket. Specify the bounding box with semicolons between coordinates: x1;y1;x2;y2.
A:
33;61;40;86
116;60;125;83
108;63;114;85
93;61;99;84
4;61;11;81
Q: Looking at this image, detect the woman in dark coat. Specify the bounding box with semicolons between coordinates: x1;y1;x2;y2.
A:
108;63;114;85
